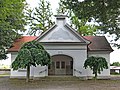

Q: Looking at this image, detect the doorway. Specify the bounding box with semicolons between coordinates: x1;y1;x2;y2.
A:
48;55;73;75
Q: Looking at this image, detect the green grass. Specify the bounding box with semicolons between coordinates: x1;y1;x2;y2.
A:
110;72;120;75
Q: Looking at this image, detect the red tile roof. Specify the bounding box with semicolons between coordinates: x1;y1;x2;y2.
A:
84;36;113;52
8;36;37;52
8;36;113;52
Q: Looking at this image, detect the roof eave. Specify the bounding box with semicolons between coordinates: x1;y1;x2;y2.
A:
40;42;88;45
64;24;90;44
88;49;113;52
35;24;57;41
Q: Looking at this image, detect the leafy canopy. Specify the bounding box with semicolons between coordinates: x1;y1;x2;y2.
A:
57;0;97;36
12;40;51;70
111;62;120;66
27;0;54;36
62;0;120;46
84;56;108;79
0;0;27;60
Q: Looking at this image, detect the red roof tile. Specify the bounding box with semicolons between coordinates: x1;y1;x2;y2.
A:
84;36;113;52
8;36;113;52
8;36;37;52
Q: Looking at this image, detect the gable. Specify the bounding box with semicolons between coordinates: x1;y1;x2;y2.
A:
37;25;85;43
48;28;74;40
36;15;89;44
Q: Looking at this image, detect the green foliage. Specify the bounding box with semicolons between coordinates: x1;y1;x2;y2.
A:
111;62;120;66
12;40;51;70
71;16;97;35
57;0;70;15
0;0;27;60
57;0;97;36
27;0;54;36
0;47;7;60
0;64;10;69
110;72;120;75
62;0;120;46
84;56;108;79
12;40;51;82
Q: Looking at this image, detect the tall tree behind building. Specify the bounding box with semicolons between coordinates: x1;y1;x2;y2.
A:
27;0;54;36
0;0;27;60
57;0;97;36
62;0;120;47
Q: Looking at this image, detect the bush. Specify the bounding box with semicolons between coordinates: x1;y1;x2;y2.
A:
110;72;120;75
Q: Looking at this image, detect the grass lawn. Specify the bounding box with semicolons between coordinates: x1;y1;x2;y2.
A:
0;77;120;90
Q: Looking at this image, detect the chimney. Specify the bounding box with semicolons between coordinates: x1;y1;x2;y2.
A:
54;14;67;26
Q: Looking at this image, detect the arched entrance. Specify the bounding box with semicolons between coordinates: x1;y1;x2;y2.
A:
48;55;73;75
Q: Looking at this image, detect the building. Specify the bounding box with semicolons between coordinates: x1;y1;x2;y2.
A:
110;66;120;74
8;15;113;79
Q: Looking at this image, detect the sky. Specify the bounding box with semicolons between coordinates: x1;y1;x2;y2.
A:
26;0;60;15
26;0;120;63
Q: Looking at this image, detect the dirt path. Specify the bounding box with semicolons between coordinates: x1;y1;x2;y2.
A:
0;77;120;90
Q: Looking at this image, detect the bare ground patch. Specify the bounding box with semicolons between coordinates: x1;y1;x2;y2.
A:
0;77;120;90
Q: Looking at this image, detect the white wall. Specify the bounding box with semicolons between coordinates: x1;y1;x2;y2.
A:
0;54;11;69
33;65;48;77
10;49;111;79
10;44;88;78
44;43;88;77
47;49;87;77
88;51;110;77
10;52;34;78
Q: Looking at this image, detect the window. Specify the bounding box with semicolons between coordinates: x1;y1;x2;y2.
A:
61;61;65;69
56;61;60;69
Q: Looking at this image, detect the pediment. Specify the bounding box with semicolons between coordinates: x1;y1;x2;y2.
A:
36;24;89;44
36;15;90;44
48;28;74;40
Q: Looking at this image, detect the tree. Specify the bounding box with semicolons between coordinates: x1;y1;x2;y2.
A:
11;41;51;82
70;16;97;35
57;0;97;36
27;0;54;36
62;0;120;46
0;0;27;60
84;56;108;79
111;62;120;66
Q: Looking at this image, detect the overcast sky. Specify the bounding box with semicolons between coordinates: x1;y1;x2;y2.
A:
26;0;60;14
26;0;120;63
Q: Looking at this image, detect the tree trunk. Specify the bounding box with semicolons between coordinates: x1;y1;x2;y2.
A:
26;65;30;82
94;72;97;80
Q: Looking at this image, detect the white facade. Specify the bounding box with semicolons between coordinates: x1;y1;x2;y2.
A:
10;15;112;79
87;51;111;79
